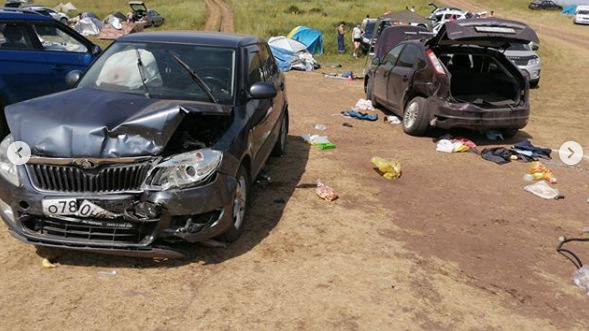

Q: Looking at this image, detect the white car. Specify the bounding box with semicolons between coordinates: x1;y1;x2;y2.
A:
574;6;589;25
22;5;70;25
432;11;467;34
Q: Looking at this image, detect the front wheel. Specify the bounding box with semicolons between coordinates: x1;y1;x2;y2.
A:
220;166;249;242
529;79;539;88
60;17;68;25
501;128;519;139
271;111;288;156
402;97;429;136
365;78;377;107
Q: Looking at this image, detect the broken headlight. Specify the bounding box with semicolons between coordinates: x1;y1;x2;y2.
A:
142;149;222;191
0;135;19;187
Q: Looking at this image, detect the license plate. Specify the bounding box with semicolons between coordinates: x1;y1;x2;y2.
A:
42;199;119;218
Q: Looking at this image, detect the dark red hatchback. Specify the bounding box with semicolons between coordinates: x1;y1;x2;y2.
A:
365;18;539;136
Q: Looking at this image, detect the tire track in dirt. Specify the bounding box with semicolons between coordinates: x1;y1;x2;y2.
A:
439;0;589;50
203;0;234;32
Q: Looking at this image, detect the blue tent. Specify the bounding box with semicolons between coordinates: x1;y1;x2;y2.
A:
269;45;294;72
562;5;577;15
287;26;324;54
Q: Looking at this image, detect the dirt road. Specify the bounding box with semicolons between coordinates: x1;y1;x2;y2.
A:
203;0;234;32
1;1;589;330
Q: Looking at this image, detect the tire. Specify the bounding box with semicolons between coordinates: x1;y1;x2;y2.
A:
366;78;377;107
60;17;68;25
501;128;519;139
402;97;429;136
271;111;288;156
220;166;249;242
530;79;539;88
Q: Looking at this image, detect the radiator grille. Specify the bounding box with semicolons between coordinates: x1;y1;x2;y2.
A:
26;163;151;193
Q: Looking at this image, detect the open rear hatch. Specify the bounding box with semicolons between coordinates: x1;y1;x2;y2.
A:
427;18;539;48
129;1;148;18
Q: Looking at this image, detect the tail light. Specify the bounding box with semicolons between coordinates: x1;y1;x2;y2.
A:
426;49;446;75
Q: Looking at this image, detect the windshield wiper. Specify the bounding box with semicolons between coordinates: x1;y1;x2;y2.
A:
135;48;151;98
170;53;218;104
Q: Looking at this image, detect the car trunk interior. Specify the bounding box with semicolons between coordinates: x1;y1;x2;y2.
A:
437;51;522;107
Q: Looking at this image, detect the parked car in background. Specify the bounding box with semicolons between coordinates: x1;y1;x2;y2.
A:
505;42;541;88
528;1;563;11
574;6;589;25
129;1;164;27
360;17;376;53
21;4;69;25
365;19;538;137
0;8;101;137
0;31;289;258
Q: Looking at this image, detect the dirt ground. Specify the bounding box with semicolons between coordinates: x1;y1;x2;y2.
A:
1;1;589;330
203;0;234;32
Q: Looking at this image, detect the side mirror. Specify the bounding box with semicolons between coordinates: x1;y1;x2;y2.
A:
371;57;381;66
90;45;101;55
530;43;539;51
65;70;82;88
249;82;277;99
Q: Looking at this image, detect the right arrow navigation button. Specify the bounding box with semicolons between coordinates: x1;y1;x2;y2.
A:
559;141;583;166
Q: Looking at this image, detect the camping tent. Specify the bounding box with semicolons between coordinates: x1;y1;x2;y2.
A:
74;17;104;36
268;36;319;71
562;5;577;15
287;26;324;54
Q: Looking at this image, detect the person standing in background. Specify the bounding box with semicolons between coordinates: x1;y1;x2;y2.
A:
352;23;363;58
337;22;346;54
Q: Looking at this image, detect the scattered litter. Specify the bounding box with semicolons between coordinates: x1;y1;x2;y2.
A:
341;110;378;121
273;198;286;204
385;115;401;125
523;180;559;200
371;157;402;180
256;171;271;183
98;270;117;276
574;266;589;295
353;99;374;111
481;147;514;164
153;257;168;263
529;161;557;183
314;124;327;131
301;134;336;150
41;258;57;269
436;139;469;153
323;71;360;80
512;140;551;160
330;64;342;68
523;174;534;182
485;130;504;141
342;122;353;128
315;180;338;202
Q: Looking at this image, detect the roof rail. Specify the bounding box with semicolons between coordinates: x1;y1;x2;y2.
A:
0;7;39;15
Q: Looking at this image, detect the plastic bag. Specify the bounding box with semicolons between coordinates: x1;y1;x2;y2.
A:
573;266;589;295
301;134;336;150
316;180;338;201
371;157;401;180
529;161;557;183
523;180;559;200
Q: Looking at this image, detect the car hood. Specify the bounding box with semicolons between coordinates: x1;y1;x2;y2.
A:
427;18;539;48
129;1;147;13
5;88;231;158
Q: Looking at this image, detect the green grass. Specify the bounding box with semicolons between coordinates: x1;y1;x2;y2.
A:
225;0;435;72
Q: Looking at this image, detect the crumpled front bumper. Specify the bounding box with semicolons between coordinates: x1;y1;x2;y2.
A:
428;98;530;131
0;168;238;258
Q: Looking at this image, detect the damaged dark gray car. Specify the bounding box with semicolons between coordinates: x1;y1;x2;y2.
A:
0;31;289;258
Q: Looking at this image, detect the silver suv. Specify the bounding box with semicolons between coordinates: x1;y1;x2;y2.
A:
504;42;541;88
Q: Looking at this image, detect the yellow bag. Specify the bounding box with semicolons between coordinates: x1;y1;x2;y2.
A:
371;157;402;180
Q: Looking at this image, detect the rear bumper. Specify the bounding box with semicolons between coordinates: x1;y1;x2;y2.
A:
430;98;529;130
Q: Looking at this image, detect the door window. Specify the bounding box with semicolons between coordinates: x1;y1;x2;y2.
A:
247;49;263;85
397;44;421;68
33;24;88;53
384;44;404;66
0;23;36;50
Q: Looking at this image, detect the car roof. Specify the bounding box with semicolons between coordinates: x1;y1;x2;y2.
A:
119;31;262;48
0;8;56;21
